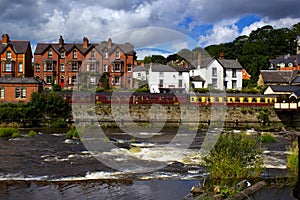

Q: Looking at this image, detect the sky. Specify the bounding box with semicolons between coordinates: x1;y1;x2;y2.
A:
1;0;300;59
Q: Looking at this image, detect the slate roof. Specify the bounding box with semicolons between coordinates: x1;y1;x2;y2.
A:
151;64;177;72
35;39;135;56
0;77;41;84
0;40;30;54
133;65;148;72
218;59;243;69
190;75;205;82
269;85;300;92
260;70;298;84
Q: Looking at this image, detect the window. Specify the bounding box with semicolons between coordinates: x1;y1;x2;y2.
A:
36;63;40;72
73;50;77;58
104;64;108;72
212;78;217;87
91;50;95;58
90;76;96;84
138;72;141;77
159;72;164;76
115;76;120;85
90;63;96;72
212;68;217;77
60;64;65;72
159;79;163;87
46;63;53;71
104;52;108;59
232;69;237;78
127;64;132;72
179;72;182;76
5;63;12;72
0;88;4;99
46;75;52;84
48;50;53;59
114;63;121;72
6;51;11;59
72;63;78;71
288;62;293;67
71;75;77;84
15;88;26;98
18;63;23;72
232;80;237;89
60;51;65;58
178;79;183;88
116;50;120;59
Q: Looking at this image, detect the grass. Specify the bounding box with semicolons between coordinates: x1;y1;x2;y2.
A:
26;130;37;137
287;141;298;176
0;128;19;138
260;134;276;143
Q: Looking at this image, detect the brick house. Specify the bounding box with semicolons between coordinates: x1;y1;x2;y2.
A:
0;34;33;78
34;36;136;90
0;77;43;102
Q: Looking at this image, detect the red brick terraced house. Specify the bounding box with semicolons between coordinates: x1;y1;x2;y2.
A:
0;77;43;102
34;36;136;90
0;34;33;78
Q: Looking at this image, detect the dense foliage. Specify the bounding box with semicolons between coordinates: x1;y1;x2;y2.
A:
205;23;300;84
0;92;70;126
204;133;264;179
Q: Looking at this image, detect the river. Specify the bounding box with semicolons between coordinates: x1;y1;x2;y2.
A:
0;128;296;199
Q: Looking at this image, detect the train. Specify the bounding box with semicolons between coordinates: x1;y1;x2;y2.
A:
63;91;278;107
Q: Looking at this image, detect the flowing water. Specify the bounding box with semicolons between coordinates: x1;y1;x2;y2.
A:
0;129;296;199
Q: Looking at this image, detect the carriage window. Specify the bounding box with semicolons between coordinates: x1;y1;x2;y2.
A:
244;98;248;103
261;98;265;103
252;98;256;103
214;97;219;102
198;97;202;102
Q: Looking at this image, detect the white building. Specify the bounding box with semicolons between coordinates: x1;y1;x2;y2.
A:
148;64;190;93
133;65;148;88
190;57;243;90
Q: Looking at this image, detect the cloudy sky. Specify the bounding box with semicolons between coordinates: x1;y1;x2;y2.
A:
1;0;300;58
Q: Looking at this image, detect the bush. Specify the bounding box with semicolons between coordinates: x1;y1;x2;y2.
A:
50;119;67;128
0;128;19;138
66;128;80;139
204;133;264;179
260;134;276;143
287;141;298;175
27;130;37;137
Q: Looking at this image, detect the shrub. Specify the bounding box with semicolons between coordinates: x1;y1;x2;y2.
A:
260;134;276;143
287;141;298;175
50;119;67;128
241;108;247;115
204;133;264;179
66;128;80;139
0;128;19;138
27;130;37;137
12;132;20;138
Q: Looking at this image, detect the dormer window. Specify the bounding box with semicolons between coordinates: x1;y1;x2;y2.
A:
73;50;77;58
104;52;108;59
288;62;293;67
60;51;65;58
116;50;120;59
6;51;11;59
91;50;95;58
48;50;53;59
279;62;285;68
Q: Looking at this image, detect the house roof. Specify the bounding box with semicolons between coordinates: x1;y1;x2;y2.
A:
0;77;41;84
0;40;31;54
190;75;205;82
151;64;177;72
133;65;148;72
218;59;243;69
260;70;298;84
269;85;300;92
35;38;135;56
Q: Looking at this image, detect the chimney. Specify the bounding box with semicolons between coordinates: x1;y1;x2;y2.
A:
2;34;9;44
59;35;64;47
108;38;112;48
219;52;225;60
197;53;202;66
83;37;89;48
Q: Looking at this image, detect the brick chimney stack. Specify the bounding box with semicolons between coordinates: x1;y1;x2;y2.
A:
59;35;64;47
108;38;112;48
83;37;89;48
2;34;9;44
219;52;225;60
197;53;202;67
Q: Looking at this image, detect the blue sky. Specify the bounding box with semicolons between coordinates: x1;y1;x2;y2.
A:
1;0;299;59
